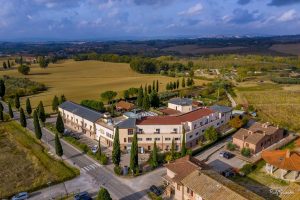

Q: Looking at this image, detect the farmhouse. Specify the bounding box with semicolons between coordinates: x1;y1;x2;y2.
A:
58;101;102;139
163;156;263;200
232;122;284;154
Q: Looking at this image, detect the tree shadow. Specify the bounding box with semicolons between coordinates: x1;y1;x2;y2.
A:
29;72;51;76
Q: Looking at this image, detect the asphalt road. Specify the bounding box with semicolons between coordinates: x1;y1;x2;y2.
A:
1;101;149;200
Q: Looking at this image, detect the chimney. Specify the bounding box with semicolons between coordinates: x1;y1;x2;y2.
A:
286;150;291;158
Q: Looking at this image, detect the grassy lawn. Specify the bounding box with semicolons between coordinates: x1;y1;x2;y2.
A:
0;59;208;112
235;81;300;131
0;120;79;198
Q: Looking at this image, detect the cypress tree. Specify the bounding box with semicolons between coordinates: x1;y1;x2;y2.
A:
15;94;20;109
150;91;160;108
112;126;121;166
144;84;147;94
181;127;187;157
171;138;175;161
26;98;32;115
59;94;66;104
0;79;5;98
97;136;102;157
20;108;27;127
142;93;150;111
137;86;144;107
148;85;152;93
182;77;186;88
176;79;180;89
0;106;3;121
8;102;14;118
97;188;112;200
52;95;59;112
156;80;159;92
151;140;158;169
3;62;7;69
55;133;63;157
7;60;11;68
152;80;155;91
56;112;64;134
38;101;46;123
130;132;139;174
33;110;42;139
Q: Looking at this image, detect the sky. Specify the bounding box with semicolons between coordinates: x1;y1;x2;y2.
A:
0;0;300;41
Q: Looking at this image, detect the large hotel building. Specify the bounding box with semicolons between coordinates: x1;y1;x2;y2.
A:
59;98;232;151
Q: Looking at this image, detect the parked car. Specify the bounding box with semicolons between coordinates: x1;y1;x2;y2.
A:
64;128;72;135
11;192;29;200
74;191;92;200
222;168;236;177
149;185;162;196
91;145;98;154
70;133;80;140
219;151;234;159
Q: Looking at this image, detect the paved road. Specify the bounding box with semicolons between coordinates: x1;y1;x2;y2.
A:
2;101;151;200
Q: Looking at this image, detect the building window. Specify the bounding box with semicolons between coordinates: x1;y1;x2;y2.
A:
189;135;193;139
138;129;143;133
175;138;180;141
175;145;179;150
187;188;190;193
128;129;133;135
194;124;197;129
146;138;152;141
165;137;171;141
138;138;142;141
148;146;151;150
85;123;87;127
177;184;180;191
155;138;160;141
124;138;127;143
173;128;177;133
195;132;199;136
246;143;249;147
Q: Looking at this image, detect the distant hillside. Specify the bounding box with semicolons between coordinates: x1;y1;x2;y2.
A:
1;35;300;57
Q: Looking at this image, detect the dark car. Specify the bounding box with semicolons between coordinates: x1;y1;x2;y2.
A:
74;191;92;200
219;151;234;159
149;185;162;196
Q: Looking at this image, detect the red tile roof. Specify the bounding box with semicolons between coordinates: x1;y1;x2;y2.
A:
262;150;300;171
116;101;135;111
137;108;214;125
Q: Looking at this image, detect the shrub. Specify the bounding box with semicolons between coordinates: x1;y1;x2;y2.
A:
114;165;122;175
81;99;106;112
99;154;108;165
18;65;30;75
226;142;236;151
240;164;255;175
241;148;251;157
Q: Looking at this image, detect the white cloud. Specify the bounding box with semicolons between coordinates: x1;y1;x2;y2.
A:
179;3;203;16
27;15;33;20
278;9;297;22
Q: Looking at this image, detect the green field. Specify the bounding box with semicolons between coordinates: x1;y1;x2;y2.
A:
235;81;300;131
0;120;79;198
0;59;207;112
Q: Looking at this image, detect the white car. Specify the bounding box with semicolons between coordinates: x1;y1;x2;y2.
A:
91;145;98;154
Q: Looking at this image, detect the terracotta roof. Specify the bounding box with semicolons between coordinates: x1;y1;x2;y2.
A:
295;139;300;147
164;155;209;183
116;101;135;111
137;108;214;125
159;108;182;116
262;150;300;171
182;170;264;200
233;122;283;145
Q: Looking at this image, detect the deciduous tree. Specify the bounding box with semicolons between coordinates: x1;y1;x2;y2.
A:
97;188;112;200
101;91;117;104
204;126;219;142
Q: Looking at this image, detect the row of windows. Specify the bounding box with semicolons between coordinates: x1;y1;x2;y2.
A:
124;137;180;143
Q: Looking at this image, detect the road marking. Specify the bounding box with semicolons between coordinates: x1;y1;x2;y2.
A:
81;163;99;172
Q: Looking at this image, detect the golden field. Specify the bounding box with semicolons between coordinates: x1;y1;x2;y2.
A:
0;59;207;111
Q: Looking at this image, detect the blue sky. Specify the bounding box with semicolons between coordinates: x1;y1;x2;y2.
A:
0;0;300;41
